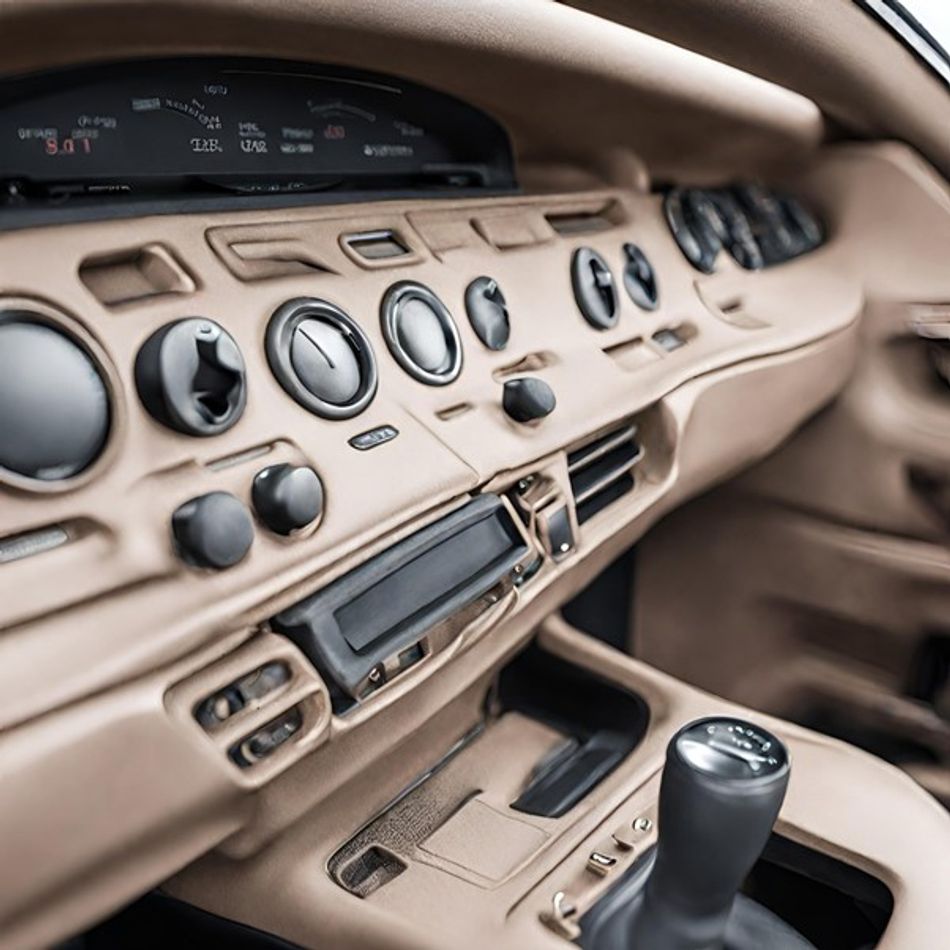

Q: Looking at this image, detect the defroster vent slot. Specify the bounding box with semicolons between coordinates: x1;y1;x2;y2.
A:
568;423;643;524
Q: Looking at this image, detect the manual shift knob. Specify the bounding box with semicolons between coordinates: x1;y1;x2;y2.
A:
634;717;790;950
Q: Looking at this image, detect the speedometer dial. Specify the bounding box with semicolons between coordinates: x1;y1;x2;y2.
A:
0;59;516;200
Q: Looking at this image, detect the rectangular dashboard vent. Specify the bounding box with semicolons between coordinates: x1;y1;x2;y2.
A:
545;199;626;237
568;423;643;525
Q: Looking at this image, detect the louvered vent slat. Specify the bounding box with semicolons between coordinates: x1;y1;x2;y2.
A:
568;423;643;524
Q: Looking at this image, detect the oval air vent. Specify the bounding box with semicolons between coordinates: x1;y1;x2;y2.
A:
266;298;378;420
571;247;619;330
381;282;462;386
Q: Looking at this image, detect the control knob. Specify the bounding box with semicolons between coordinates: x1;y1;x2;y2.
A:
465;276;511;350
135;318;247;436
172;491;254;569
502;377;556;423
252;464;324;535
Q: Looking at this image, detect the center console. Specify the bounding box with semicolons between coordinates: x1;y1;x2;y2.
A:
154;615;945;950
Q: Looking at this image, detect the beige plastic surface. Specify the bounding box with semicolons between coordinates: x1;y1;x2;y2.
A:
0;1;944;944
569;0;950;181
633;144;950;809
162;617;950;950
0;182;859;735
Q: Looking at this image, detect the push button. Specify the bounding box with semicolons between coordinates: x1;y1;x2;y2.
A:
195;662;291;729
229;706;303;768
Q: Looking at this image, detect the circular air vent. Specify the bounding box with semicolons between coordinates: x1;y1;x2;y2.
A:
0;310;111;483
380;281;462;386
266;298;377;420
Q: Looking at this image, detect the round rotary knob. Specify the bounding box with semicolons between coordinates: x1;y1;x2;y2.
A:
135;318;247;437
502;377;556;423
622;243;659;311
172;491;254;569
266;298;377;420
252;464;324;535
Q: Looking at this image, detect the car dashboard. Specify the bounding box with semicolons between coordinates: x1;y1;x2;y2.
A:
0;3;948;949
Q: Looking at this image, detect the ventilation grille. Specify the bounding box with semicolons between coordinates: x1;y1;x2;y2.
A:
568;423;643;524
545;199;626;236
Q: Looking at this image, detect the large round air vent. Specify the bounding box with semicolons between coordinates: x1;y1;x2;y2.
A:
266;298;377;420
380;281;462;386
0;311;110;482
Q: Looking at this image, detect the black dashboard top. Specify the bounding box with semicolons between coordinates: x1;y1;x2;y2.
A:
0;58;517;225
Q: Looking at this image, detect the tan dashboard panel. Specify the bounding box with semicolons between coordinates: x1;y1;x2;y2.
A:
0;105;880;950
630;144;950;810
0;0;823;184
0;181;859;731
0;325;859;950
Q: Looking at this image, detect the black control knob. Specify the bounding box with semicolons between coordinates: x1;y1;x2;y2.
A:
634;717;790;950
172;491;254;569
465;276;510;350
252;464;324;535
502;377;556;423
664;188;725;274
571;247;619;330
622;243;659;311
0;314;110;482
135;318;247;436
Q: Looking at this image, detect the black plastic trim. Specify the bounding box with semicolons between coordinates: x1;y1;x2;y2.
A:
272;495;528;701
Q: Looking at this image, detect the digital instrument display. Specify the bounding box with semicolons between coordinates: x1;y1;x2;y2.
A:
0;59;516;205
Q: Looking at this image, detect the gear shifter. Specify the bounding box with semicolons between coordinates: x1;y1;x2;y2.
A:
633;717;790;950
580;717;813;950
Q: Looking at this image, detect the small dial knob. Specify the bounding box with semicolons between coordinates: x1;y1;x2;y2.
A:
252;464;324;535
571;247;618;330
135;318;247;437
172;491;254;569
621;243;659;311
664;188;725;274
502;377;556;423
465;276;510;350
